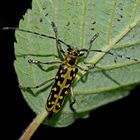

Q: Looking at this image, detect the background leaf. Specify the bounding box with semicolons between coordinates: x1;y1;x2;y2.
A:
14;0;140;127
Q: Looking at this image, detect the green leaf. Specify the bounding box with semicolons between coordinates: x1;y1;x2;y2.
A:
14;0;140;127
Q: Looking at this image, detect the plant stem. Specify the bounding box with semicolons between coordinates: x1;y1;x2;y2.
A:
19;110;48;140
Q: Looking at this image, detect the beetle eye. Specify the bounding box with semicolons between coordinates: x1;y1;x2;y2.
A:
72;52;78;56
77;49;80;54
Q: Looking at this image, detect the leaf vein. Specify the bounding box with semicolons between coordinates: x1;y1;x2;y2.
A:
107;0;118;44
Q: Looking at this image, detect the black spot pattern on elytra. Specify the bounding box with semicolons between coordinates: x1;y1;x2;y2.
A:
46;64;78;113
70;68;78;78
55;64;67;84
65;79;71;87
54;104;60;111
59;64;67;74
46;84;60;108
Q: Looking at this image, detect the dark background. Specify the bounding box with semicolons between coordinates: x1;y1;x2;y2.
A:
1;1;140;139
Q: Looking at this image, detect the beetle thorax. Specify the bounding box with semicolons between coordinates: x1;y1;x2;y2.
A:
64;48;79;66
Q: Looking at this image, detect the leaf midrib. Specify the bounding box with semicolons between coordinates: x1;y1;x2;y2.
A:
73;18;140;90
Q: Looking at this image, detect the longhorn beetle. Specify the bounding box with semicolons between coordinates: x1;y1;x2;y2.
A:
3;21;139;117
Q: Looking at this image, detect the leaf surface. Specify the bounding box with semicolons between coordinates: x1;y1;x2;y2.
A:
14;0;140;127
